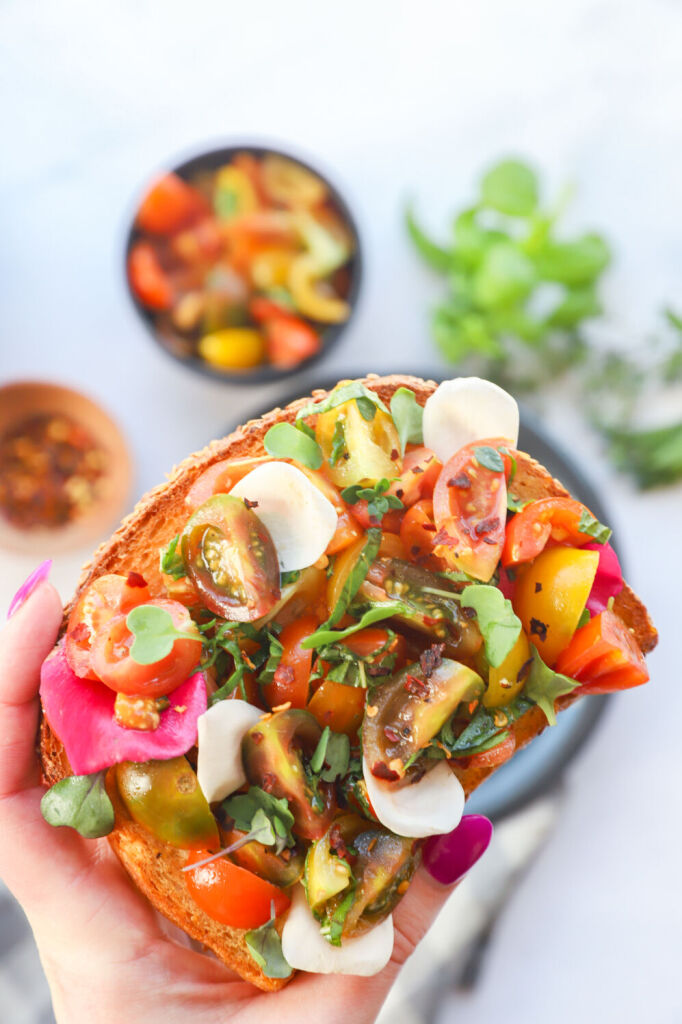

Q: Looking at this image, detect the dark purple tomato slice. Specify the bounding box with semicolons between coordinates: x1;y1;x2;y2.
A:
181;494;280;621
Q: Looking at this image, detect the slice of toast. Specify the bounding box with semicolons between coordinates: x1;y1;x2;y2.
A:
38;374;657;991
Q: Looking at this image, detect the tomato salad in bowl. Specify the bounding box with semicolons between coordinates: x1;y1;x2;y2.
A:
125;146;361;381
38;375;657;988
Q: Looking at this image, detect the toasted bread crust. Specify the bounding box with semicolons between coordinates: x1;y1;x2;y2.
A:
38;374;657;990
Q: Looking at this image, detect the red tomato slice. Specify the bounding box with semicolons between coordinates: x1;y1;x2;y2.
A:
249;296;295;322
263;614;318;709
65;573;151;680
390;447;442;507
399;499;442;569
185;852;290;929
90;599;202;697
502;497;598;567
136;173;209;235
265;316;320;368
456;733;516;770
127;242;174;310
432;438;512;582
185;456;272;511
555;610;648;694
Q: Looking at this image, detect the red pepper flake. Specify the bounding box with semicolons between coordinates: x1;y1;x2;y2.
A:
534;581;543;593
243;498;259;510
422;614;442;627
395;488;404;500
384;724;401;743
474;516;500;536
530;618;548;642
412;465;424;475
261;772;277;792
404;673;427;696
419;642;445;678
517;658;533;683
422;522;437;532
448;473;471;489
126;571;148;588
372;761;400;782
433;527;456;547
329;824;349;860
390;448;400;461
482;536;497;545
411;545;421;556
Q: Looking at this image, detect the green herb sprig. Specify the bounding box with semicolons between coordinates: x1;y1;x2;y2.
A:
340;480;403;524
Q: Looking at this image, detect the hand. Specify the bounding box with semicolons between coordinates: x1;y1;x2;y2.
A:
0;565;491;1024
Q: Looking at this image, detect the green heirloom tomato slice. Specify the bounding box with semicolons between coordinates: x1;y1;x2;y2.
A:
181;494;280;621
115;756;220;850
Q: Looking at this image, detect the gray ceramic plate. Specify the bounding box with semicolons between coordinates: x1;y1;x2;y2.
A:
225;375;612;822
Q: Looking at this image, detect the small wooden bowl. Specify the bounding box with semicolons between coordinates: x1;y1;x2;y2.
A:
0;381;133;555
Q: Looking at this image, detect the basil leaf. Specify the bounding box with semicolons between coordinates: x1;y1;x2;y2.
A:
41;772;114;839
481;159;539;217
439;697;533;755
257;633;284;687
245;919;292;979
310;727;350;781
281;569;301;586
159;534;186;579
390;387;424;455
474;445;505;473
523;645;579;726
405;204;452;272
356;396;377;421
295;381;389;423
534;234;610;286
459;585;522;668
576;608;591;629
264;422;323;469
302;602;405;650
322;886;356;946
326;527;382;627
340;480;402;524
473;242;536;310
577;508;612;545
126;604;198;665
329;419;347;466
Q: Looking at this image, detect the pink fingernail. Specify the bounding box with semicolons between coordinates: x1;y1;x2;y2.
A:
422;814;493;886
7;561;53;619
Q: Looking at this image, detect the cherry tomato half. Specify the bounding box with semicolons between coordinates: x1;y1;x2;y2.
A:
182;494;280;621
91;598;202;697
316;399;401;489
307;680;366;739
432;438;512;582
116;757;219;850
185;456;272;511
136;173;209;235
400;499;442;570
127;242;174;311
555;610;648;694
502;497;600;567
389;447;442;507
185;852;290;929
65;573;151;680
264;315;321;369
349;500;403;533
263;614;318;709
512;547;599;667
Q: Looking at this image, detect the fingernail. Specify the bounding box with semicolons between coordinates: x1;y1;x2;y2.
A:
422;814;493;886
7;561;53;619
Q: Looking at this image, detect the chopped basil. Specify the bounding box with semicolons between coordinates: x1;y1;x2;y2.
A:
523;645;579;726
263;422;323;470
474;445;505;473
576;607;591;629
321;886;356;946
302;602;405;651
326;528;382;628
329;419;347;466
281;569;301;586
578;508;612;545
41;772;114;839
256;633;284;687
159;533;186;579
436;696;533;756
310;727;350;782
390;387;425;455
459;585;522;667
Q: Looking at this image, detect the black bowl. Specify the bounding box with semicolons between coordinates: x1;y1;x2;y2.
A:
124;142;363;385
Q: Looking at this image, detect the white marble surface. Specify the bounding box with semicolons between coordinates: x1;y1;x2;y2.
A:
1;1;680;1021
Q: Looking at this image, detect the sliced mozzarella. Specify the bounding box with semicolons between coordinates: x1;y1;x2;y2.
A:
231;462;337;572
363;756;464;838
423;377;519;463
281;885;394;976
196;700;262;803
